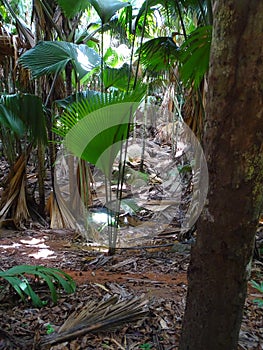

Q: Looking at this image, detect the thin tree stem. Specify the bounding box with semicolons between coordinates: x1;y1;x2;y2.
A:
133;0;149;89
175;0;187;40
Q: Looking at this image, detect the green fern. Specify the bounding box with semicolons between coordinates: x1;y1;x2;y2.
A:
0;265;76;307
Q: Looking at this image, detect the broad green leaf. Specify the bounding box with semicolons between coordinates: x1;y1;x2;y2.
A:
88;0;131;24
103;63;130;90
0;94;47;144
65;103;138;176
0;104;25;137
103;47;120;67
2;275;44;307
55;87;145;176
20;279;45;307
34;271;58;303
2;276;26;301
18;41;101;79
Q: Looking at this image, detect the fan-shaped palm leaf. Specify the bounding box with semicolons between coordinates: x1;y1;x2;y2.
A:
135;0;174;28
55;90;102;109
54;87;145;137
65;104;135;176
103;63;130;90
54;87;145;176
18;41;101;79
88;0;131;24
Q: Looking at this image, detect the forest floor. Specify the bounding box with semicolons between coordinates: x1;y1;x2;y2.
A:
0;228;262;350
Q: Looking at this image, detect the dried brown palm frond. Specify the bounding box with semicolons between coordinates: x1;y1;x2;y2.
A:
76;159;95;207
40;294;149;348
183;79;207;140
45;190;77;230
0;152;30;228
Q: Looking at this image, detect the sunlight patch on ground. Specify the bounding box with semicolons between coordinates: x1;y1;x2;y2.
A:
20;238;45;245
20;237;57;259
0;237;57;259
28;248;56;259
0;242;21;249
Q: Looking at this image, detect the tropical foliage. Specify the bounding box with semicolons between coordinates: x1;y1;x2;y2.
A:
0;265;76;307
0;0;212;249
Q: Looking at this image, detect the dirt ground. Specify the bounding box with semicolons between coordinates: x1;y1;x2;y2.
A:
0;228;262;349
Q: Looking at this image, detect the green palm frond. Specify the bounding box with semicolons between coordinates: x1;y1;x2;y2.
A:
64;103;137;176
138;36;179;72
135;0;175;29
103;47;120;67
55;90;102;109
135;0;160;27
0;265;76;307
117;4;133;37
0;94;47;144
18;41;101;79
54;87;145;137
179;25;212;88
103;63;131;90
54;87;145;176
88;0;131;24
0;104;25;137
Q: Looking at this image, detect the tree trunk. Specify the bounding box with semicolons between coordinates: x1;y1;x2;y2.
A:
179;1;263;350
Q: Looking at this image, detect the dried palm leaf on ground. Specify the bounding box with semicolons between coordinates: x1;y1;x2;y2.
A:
39;294;149;348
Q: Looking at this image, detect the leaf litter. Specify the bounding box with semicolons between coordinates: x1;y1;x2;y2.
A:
0;228;262;349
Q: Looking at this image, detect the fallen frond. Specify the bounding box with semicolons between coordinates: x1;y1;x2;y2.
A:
40;294;149;347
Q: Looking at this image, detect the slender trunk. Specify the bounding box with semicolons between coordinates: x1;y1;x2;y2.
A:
179;1;263;349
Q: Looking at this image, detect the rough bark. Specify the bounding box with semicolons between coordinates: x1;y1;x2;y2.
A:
179;1;263;350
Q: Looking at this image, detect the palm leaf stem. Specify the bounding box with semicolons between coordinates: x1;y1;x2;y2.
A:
45;70;59;106
127;33;136;91
175;0;187;40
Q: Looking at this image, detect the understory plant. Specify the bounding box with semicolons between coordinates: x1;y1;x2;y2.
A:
0;265;76;307
250;279;263;308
